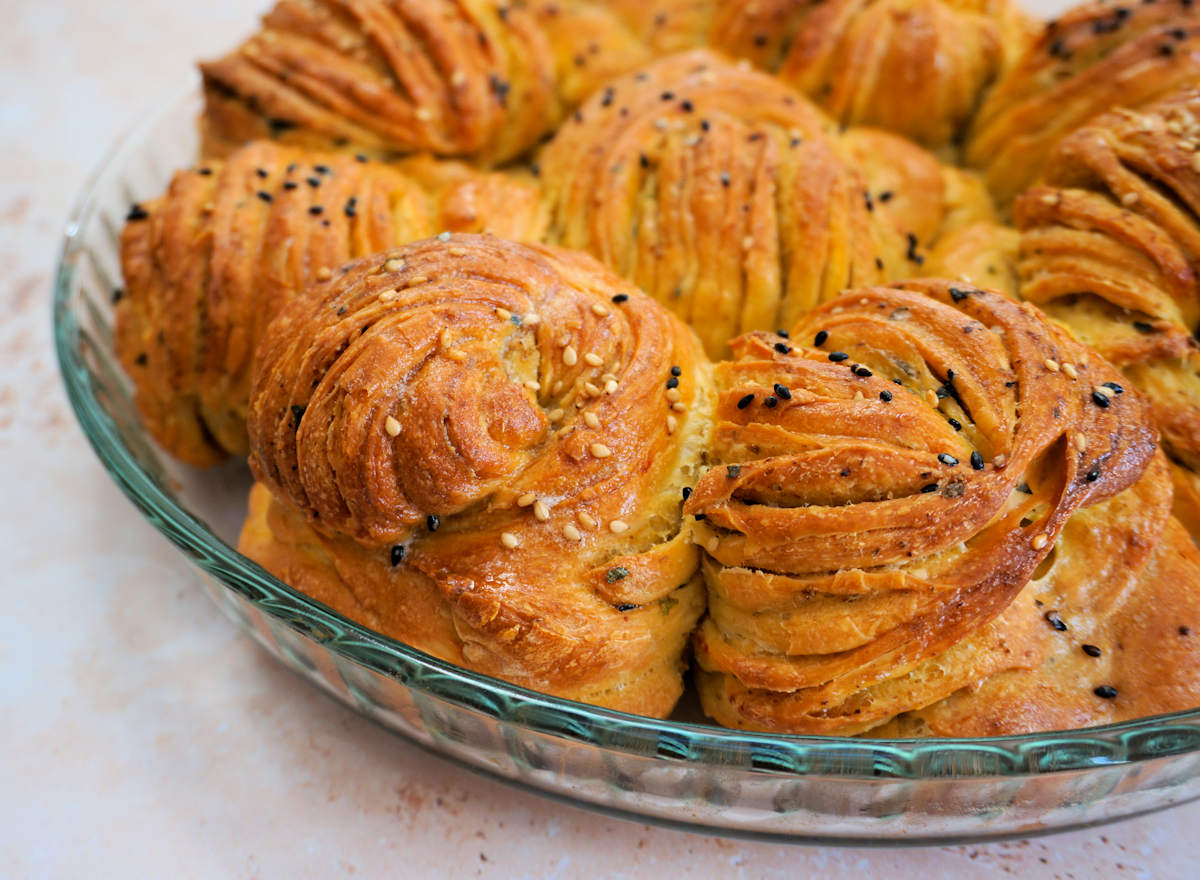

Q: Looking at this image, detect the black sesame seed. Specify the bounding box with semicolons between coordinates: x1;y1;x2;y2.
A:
875;257;884;270
680;100;694;113
309;205;324;215
256;191;273;203
616;603;638;612
125;203;149;221
670;365;682;377
879;390;893;402
282;181;299;190
1102;381;1124;394
1082;644;1102;657
197;167;213;176
307;176;321;187
314;164;331;175
681;486;693;501
1133;320;1154;333
600;87;614;107
256;168;269;179
1092;391;1111;408
938;453;959;467
970;451;984;470
726;464;741;478
1159;43;1175;56
776;329;790;338
666;377;679;389
1086;467;1101;482
828;351;849;362
948;417;963;431
606;566;630;583
355;153;369;163
1181;626;1192;636
737;393;755;409
344;196;357;218
290;404;306;428
773;383;791;400
1045;611;1068;632
852;365;873;377
1094;685;1118;700
639;153;650;169
921;483;939;493
719;171;731;187
813;330;828;346
427;514;441;532
390;545;405;566
1017;482;1032;494
774;342;792;354
133;352;148;366
949;287;970;303
878;191;893;203
612;293;629;304
764;395;778;408
701;119;711;131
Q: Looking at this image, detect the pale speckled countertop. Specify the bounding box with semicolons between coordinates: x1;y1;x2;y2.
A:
3;1;1200;877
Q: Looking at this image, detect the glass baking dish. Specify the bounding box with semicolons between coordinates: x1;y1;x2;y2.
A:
53;87;1200;845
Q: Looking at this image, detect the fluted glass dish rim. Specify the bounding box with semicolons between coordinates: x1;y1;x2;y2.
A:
53;85;1200;844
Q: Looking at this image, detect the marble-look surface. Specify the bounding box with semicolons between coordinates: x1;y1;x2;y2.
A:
3;1;1200;877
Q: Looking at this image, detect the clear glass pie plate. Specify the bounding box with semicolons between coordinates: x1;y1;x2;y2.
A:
53;87;1200;846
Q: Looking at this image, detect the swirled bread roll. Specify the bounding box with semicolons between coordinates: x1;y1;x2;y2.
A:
684;279;1200;735
967;0;1200;203
606;0;1034;149
240;235;710;715
117;140;541;465
538;50;905;359
1013;87;1200;536
199;0;652;164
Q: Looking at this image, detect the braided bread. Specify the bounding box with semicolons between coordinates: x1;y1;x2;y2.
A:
537;50;903;358
117;140;540;465
968;0;1200;203
1013;87;1200;537
240;235;710;715
685;279;1200;734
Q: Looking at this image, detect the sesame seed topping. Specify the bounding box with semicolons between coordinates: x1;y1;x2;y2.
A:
773;384;791;400
1094;685;1118;700
726;464;741;478
517;493;536;508
1061;362;1078;380
681;487;693;501
604;379;618;394
879;390;893;402
583;412;601;429
385;258;405;272
970;451;984;470
1045;611;1067;632
1044;358;1060;372
666;414;678;434
580;381;599;397
592;303;610;317
385;416;401;437
533;500;550;521
1082;644;1102;657
524;313;541;326
737;394;754;409
774;342;792;354
524;380;540;392
578;511;597;528
926;389;940;407
495;307;512;321
1032;534;1049;550
1075;433;1087;452
813;330;829;347
938;453;958;466
609;520;629;534
562;524;582;541
500;531;521;549
828;351;849;362
670;365;682;377
666;376;679;390
764;396;778;408
1086;467;1100;482
548;408;565;422
584;352;604;367
665;388;682;403
446;349;466;362
437;231;452;242
1121;192;1139;206
1092;388;1112;407
852;365;873;378
612;293;629;304
590;443;612;458
562;346;578;367
390;545;404;566
921;483;939;493
671;401;686;412
427;514;441;532
1102;381;1124;394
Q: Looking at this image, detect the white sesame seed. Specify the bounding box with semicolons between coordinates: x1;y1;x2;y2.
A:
704;536;719;553
854;390;864;401
609;519;629;534
562;524;582;541
584;352;604;367
533;500;550;522
415;107;433;121
384;258;405;272
1044;358;1060;372
500;531;521;549
551;381;563;394
600;372;618;383
447;349;466;362
577;511;596;528
378;289;399;302
562;346;578;366
524;313;540;326
315;266;332;281
548;408;565;421
926;389;940;407
671;401;686;412
437;231;451;242
665;388;682;403
1032;534;1048;550
495;307;512;321
407;275;428;286
439;328;452;348
1121;192;1139;206
385;416;401;436
590;443;612;458
604;379;618;394
517;493;536;507
1040;192;1061;206
524;380;541;392
591;303;610;317
1092;385;1112;400
742;235;754;250
448;247;468;256
583;412;601;429
666;414;678;434
1075;432;1087;452
1061;362;1078;380
584;381;601;397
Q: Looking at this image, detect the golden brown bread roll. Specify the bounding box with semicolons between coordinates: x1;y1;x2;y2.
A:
117;140;541;465
240;234;710;715
967;0;1200;204
606;0;1035;149
685;278;1199;735
1012;87;1200;537
199;0;653;164
537;50;906;359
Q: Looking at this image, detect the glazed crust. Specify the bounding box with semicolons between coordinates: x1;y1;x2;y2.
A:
240;235;711;715
116;141;541;465
967;0;1200;203
1013;87;1200;533
537;50;903;358
686;279;1180;735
